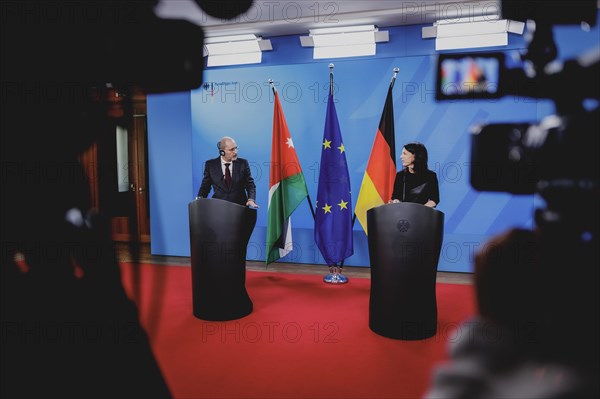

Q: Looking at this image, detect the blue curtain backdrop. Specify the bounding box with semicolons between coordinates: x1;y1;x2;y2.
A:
148;19;599;272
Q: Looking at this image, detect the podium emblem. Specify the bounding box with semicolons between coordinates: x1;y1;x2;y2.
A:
397;219;410;232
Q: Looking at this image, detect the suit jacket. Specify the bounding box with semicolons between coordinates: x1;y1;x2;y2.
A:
391;169;440;205
197;157;256;206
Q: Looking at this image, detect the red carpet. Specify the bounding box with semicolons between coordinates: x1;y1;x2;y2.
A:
119;263;475;399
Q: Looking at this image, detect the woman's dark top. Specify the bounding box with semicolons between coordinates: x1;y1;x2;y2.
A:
391;169;440;205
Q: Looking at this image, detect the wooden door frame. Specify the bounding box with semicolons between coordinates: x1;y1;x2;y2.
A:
79;89;150;243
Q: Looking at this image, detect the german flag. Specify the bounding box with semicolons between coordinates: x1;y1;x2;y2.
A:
354;84;396;234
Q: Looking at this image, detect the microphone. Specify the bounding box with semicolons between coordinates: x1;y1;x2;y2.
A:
402;171;406;202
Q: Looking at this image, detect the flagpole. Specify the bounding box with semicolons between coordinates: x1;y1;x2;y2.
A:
329;63;334;96
269;79;316;221
390;67;399;89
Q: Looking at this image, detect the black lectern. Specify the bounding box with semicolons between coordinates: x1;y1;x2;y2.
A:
367;202;444;340
188;198;256;321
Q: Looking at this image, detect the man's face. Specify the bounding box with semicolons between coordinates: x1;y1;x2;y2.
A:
222;139;239;162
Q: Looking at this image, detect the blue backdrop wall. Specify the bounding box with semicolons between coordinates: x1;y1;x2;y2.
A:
147;20;599;272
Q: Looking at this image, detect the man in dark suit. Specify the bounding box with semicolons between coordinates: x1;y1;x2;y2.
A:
197;136;259;207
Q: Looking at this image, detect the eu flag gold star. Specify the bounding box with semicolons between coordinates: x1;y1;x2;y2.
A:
338;143;345;153
323;139;332;149
322;203;332;214
338;199;348;210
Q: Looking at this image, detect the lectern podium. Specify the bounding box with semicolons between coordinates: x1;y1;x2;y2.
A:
367;202;444;340
188;198;256;321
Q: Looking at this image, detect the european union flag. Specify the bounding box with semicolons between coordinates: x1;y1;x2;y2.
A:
314;92;354;266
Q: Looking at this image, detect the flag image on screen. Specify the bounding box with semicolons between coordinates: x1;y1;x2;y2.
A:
438;54;501;98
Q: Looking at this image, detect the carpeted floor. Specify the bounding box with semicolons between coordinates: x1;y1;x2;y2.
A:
120;263;476;399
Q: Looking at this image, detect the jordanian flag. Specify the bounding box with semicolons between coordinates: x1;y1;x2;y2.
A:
266;91;309;265
354;84;397;234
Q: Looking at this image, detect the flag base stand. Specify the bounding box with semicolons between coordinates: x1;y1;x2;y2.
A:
323;266;348;284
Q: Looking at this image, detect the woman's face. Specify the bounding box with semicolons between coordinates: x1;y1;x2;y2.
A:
400;147;415;169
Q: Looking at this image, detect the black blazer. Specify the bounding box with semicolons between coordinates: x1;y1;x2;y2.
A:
391;169;440;205
197;157;256;206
